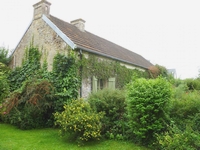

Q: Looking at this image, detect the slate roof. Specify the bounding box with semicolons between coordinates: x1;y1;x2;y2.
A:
49;15;153;69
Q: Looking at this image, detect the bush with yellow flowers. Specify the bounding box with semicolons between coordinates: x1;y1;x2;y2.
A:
54;99;104;143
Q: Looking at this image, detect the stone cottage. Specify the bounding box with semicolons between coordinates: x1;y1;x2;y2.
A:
9;0;153;98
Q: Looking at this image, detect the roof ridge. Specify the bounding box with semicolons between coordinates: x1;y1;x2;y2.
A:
49;15;153;69
50;15;139;56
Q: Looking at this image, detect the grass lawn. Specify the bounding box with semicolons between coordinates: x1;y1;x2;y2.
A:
0;123;149;150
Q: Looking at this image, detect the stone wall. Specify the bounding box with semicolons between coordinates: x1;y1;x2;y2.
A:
10;17;68;70
10;17;93;97
81;77;92;98
79;52;146;98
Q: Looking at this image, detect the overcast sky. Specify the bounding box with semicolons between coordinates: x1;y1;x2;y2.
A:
1;0;200;79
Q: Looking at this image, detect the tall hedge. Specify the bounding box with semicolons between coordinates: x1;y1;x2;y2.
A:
126;77;172;145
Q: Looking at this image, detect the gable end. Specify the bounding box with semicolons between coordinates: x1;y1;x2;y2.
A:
42;15;76;49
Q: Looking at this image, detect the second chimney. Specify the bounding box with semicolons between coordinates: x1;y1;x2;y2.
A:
70;19;86;32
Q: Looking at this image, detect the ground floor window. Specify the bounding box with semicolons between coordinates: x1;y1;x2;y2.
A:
92;76;115;92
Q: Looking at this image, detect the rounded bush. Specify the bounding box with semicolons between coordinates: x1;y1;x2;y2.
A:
88;88;127;139
126;77;172;144
54;99;104;143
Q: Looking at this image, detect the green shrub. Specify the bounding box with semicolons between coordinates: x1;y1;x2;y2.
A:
184;78;200;91
173;78;184;86
158;83;200;149
157;125;200;150
169;90;200;130
4;41;81;129
3;78;54;129
126;77;172;145
54;99;104;144
192;113;200;132
0;64;10;121
88;88;127;139
0;72;9;103
0;47;10;65
0;63;10;103
0;62;10;74
8;44;41;92
173;82;188;99
51;52;80;112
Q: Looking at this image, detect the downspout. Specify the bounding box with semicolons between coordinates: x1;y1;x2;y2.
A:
79;49;83;98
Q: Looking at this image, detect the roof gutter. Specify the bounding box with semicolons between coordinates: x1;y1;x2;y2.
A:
77;45;149;70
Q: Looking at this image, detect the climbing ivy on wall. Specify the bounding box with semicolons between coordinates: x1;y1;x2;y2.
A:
9;43;42;91
3;40;150;129
80;54;149;89
8;43;149;102
51;51;81;112
4;44;81;129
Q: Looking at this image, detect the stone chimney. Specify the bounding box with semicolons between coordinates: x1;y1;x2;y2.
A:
33;0;51;20
70;19;86;32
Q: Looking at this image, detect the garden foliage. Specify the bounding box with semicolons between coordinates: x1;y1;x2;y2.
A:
51;52;80;112
2;44;80;129
2;41;200;148
3;78;54;129
0;47;11;115
54;99;104;143
8;44;41;91
157;125;200;150
0;66;10;103
0;47;10;65
0;74;9;121
168;90;200;130
184;78;200;91
155;80;200;149
126;77;172;144
88;88;127;139
148;64;168;79
80;54;149;89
